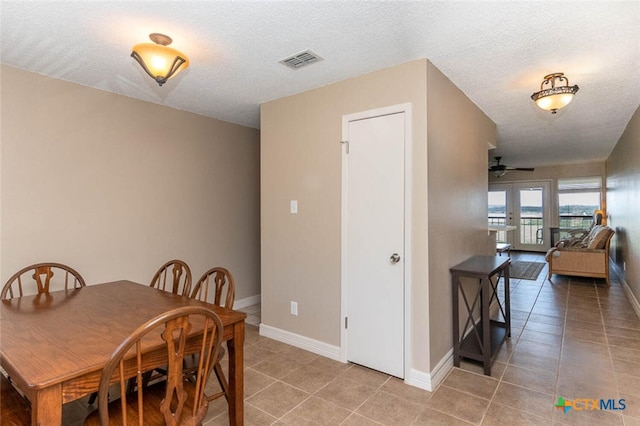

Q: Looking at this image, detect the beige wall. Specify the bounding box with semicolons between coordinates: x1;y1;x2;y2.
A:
0;66;261;301
426;62;496;365
606;105;640;299
261;59;495;376
261;60;428;352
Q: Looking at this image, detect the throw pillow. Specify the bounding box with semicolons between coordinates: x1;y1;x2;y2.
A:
583;225;603;247
588;227;612;250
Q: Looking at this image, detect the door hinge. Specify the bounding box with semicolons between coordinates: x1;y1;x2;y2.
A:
341;140;349;154
345;317;348;329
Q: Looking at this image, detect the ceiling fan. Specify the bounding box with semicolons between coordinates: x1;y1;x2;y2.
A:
489;156;535;177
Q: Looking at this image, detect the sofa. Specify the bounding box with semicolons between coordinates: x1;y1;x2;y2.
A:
545;224;615;285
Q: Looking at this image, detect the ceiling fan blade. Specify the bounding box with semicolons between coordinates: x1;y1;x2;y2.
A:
488;157;534;174
504;166;534;171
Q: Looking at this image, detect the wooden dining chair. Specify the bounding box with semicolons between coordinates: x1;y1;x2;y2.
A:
1;262;86;300
128;259;193;398
84;306;223;426
1;373;31;425
189;267;236;402
3;262;97;408
149;259;192;297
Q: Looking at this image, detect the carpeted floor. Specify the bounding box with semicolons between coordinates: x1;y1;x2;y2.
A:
509;260;545;280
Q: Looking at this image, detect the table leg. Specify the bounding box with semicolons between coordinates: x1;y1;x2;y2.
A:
452;274;460;367
481;278;491;376
504;264;511;337
227;321;245;425
31;384;62;425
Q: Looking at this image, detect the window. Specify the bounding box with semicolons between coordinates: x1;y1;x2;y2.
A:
557;177;602;231
488;190;507;242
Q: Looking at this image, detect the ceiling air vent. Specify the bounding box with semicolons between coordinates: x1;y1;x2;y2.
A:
280;50;323;70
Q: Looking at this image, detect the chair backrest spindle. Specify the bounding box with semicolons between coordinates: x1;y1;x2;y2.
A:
149;260;192;297
190;267;235;309
2;262;86;300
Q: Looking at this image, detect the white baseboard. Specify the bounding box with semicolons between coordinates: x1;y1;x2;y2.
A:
610;262;640;319
234;294;261;310
620;276;640;319
259;324;342;361
404;368;432;391
430;348;454;389
624;283;640;319
405;349;453;392
258;324;455;392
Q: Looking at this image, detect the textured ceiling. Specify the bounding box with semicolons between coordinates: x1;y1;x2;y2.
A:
1;1;639;168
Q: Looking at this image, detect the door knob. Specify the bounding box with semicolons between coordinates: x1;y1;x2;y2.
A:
390;253;401;263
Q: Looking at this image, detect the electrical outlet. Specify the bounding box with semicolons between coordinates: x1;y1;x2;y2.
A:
290;200;298;214
290;301;298;316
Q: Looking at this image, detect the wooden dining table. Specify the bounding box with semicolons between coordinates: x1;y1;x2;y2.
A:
0;280;247;425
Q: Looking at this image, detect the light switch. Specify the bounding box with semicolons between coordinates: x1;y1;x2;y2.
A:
290;200;298;214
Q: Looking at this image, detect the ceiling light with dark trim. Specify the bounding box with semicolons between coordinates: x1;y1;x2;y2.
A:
531;73;579;114
131;33;189;86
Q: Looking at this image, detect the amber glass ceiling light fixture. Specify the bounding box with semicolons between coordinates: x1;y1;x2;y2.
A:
131;33;189;86
531;73;579;114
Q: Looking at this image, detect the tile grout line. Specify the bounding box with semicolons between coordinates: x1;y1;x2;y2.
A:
551;273;571;422
253;356;348;423
338;375;392;425
461;253;546;424
599;280;623;405
503;270;560;422
414;385;488;426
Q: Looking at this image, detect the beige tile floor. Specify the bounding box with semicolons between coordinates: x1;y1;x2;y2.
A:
62;251;640;425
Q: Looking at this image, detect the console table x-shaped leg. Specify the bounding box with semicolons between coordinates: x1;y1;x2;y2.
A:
451;256;511;375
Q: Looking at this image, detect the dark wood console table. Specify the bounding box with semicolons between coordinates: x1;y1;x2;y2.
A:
450;255;511;375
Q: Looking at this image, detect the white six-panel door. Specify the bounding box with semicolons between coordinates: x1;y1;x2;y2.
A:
342;110;406;378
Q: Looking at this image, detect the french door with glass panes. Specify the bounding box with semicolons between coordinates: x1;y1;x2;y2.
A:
489;181;551;252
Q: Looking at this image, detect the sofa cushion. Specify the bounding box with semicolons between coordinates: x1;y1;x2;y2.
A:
581;224;601;245
587;226;613;249
555;225;612;249
556;236;585;248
